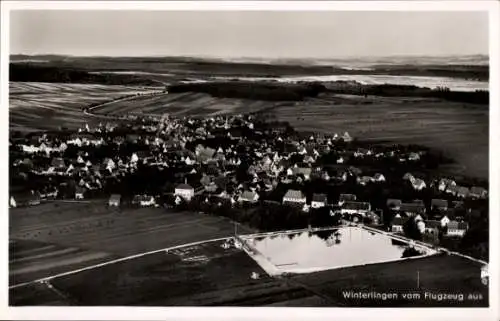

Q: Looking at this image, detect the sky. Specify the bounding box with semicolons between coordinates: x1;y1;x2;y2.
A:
10;10;489;58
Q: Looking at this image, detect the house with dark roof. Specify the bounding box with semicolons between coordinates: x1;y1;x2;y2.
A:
311;193;328;209
338;193;357;206
456;186;470;198
283;189;306;206
175;183;195;201
239;190;259;203
446;221;469;237
391;214;406;233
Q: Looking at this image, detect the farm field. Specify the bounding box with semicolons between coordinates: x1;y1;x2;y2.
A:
272;94;488;179
9;201;255;286
9;82;160;132
11;240;327;306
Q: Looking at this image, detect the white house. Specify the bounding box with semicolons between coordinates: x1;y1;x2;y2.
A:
438;178;456;192
283;189;307;205
440;215;451;227
311;193;328;209
340;201;371;216
175;183;195;201
373;173;386;182
411;178;427;191
391;214;405;233
139;195;155;207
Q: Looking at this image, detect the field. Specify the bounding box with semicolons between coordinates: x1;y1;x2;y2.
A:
9;201;255;285
9;82;160;132
96;92;488;179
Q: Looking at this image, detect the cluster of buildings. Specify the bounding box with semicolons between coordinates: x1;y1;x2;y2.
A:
9;113;488;242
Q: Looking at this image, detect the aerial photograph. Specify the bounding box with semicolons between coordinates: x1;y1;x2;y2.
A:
7;9;490;308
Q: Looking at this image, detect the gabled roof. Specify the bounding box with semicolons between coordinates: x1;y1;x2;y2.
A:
240;190;258;200
391;216;406;226
431;199;448;208
400;203;426;214
387;199;402;207
109;194;121;201
312;193;327;203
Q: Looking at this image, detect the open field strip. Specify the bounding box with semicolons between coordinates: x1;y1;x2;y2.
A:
9;237;231;289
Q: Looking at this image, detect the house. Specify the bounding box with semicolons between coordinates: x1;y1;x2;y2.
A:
400;203;426;216
175;183;195;201
293;167;312;180
446;220;468;237
357;176;372;186
75;186;86;199
338;193;357;206
391;214;405;233
239;190;259;203
411;178;426;191
340;201;371;216
283;189;307;206
470;186;488;199
311;193;328;208
424;220;441;234
108;194;121;207
387;199;402;211
431;199;448;211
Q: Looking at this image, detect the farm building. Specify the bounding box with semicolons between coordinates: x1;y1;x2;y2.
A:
282;189;306;206
311;193;328;208
391;214;405;233
108;194;121;207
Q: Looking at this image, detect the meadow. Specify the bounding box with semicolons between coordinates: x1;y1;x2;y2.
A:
96;91;488;179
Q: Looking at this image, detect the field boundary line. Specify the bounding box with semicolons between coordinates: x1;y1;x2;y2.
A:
9;236;230;290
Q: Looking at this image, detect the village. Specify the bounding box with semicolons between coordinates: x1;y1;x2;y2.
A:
9;113;489;258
